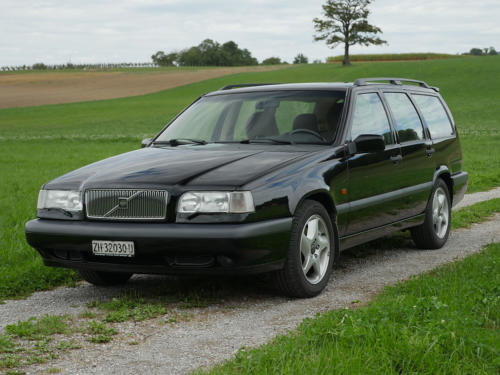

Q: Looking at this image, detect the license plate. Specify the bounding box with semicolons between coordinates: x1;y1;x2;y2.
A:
92;240;135;257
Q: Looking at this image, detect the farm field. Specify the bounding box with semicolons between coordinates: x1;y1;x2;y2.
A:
0;56;499;300
0;65;285;108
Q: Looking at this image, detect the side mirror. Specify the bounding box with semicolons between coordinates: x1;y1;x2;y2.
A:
141;138;152;148
350;134;385;154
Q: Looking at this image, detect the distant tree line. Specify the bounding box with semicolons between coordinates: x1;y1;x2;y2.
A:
1;62;156;71
152;39;312;66
2;41;314;71
152;39;258;67
463;47;498;56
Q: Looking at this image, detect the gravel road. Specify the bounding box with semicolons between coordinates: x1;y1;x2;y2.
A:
453;187;500;210
2;190;499;374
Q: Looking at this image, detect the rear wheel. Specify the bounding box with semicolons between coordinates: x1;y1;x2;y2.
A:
78;270;132;286
411;179;451;249
274;200;335;298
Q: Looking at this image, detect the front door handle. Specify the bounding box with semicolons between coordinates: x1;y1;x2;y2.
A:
390;155;403;164
426;148;435;157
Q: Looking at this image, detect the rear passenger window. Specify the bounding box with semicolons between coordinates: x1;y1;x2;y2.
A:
384;93;424;142
350;93;393;145
412;95;454;138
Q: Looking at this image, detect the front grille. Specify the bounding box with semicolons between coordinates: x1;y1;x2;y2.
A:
85;189;168;220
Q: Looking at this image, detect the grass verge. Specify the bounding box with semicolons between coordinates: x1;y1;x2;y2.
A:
0;314;120;370
0;315;80;370
452;198;500;229
200;243;500;375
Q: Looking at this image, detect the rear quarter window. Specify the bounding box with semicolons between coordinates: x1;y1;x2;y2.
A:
412;94;454;139
384;92;424;142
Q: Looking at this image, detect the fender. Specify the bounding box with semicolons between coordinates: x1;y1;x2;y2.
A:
432;165;451;185
431;165;457;205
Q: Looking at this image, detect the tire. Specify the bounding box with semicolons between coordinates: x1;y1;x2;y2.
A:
411;179;451;249
273;200;335;298
78;269;133;286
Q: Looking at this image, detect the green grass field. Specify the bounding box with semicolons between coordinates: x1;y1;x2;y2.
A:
0;56;499;300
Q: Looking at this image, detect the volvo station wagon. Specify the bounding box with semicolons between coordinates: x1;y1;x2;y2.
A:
26;77;468;297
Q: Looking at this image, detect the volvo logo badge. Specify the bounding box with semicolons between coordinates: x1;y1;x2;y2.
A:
118;197;128;209
102;190;145;217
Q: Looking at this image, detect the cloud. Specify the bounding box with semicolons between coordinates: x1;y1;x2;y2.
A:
0;0;498;66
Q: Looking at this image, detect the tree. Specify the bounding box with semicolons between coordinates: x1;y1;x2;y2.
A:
151;51;177;66
32;63;47;70
313;0;387;66
469;48;483;56
172;40;258;66
293;53;309;64
488;47;498;55
262;57;282;65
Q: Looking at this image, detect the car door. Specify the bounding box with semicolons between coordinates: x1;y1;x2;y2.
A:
345;91;404;235
382;91;435;217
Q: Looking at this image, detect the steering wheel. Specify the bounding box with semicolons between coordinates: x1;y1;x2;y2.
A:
289;128;326;141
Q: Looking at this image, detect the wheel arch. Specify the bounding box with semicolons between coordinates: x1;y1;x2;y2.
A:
433;166;453;205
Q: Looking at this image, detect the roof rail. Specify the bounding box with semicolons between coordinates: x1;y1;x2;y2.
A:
353;77;439;92
220;83;277;91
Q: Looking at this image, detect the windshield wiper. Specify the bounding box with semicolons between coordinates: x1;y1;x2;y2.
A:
153;138;207;147
211;139;292;145
246;137;293;145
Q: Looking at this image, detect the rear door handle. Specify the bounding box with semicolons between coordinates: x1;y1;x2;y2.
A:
390;155;403;164
426;148;435;157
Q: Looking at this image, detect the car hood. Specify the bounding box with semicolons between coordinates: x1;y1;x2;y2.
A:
44;145;315;190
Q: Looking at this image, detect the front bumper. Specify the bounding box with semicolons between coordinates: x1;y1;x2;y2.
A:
25;218;292;275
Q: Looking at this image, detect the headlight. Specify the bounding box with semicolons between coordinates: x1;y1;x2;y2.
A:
37;190;83;212
178;191;254;213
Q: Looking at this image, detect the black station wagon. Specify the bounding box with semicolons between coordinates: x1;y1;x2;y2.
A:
26;77;468;297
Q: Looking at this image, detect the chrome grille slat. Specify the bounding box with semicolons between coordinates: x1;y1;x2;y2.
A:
85;189;168;221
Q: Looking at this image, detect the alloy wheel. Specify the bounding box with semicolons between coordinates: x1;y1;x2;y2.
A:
432;186;449;239
300;214;331;284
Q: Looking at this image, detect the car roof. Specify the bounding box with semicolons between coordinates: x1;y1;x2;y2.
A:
206;78;440;96
206;82;353;96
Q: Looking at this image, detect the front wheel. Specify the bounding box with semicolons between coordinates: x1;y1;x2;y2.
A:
411;179;451;249
78;269;133;286
273;200;335;298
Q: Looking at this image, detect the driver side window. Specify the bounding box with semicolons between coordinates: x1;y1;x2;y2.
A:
350;93;393;145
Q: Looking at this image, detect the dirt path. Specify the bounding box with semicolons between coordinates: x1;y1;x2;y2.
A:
0;66;284;109
1;192;499;374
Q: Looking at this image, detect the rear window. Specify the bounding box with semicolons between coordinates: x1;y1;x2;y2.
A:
412;95;454;139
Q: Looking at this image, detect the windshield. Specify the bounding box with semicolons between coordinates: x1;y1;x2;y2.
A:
155;90;346;145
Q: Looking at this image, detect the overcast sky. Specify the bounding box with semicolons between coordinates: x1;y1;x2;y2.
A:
1;0;499;66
